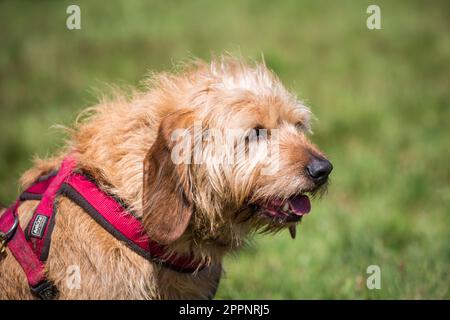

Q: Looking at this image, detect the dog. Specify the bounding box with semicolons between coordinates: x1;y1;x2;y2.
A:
0;56;332;299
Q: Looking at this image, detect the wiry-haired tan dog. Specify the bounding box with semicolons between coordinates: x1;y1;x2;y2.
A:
0;57;332;299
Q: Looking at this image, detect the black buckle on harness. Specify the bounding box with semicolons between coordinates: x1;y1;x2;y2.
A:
30;280;59;300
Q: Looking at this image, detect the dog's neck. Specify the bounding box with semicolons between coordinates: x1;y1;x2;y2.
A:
173;211;254;264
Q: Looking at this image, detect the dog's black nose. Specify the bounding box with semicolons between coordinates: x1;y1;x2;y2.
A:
306;157;333;183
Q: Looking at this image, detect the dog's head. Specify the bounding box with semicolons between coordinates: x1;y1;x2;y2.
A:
142;58;332;249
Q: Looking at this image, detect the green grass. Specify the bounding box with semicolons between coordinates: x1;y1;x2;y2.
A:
0;0;449;299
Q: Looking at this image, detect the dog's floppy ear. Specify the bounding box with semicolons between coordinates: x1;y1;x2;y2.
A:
142;111;193;245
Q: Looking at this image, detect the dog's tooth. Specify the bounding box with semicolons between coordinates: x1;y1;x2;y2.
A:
283;203;289;212
289;225;296;239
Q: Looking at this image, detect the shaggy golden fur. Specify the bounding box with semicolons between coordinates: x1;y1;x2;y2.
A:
0;56;330;299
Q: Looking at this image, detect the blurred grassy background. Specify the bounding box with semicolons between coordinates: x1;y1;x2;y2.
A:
0;0;449;299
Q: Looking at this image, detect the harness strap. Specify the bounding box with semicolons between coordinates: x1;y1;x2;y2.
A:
0;203;44;285
0;161;70;299
0;155;205;299
61;174;201;272
0;202;58;299
27;157;76;261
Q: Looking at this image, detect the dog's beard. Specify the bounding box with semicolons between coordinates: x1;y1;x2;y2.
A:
232;180;329;238
188;177;329;250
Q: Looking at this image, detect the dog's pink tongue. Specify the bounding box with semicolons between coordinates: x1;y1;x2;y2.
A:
288;195;311;216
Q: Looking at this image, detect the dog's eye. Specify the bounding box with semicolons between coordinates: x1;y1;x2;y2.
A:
246;126;267;144
295;122;306;131
252;126;269;139
253;126;264;137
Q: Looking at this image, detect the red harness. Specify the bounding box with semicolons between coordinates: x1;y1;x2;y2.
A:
0;156;204;299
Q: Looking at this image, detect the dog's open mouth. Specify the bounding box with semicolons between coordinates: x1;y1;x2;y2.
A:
254;194;311;223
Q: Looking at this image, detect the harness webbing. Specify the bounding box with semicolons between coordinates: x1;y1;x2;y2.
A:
0;156;205;299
